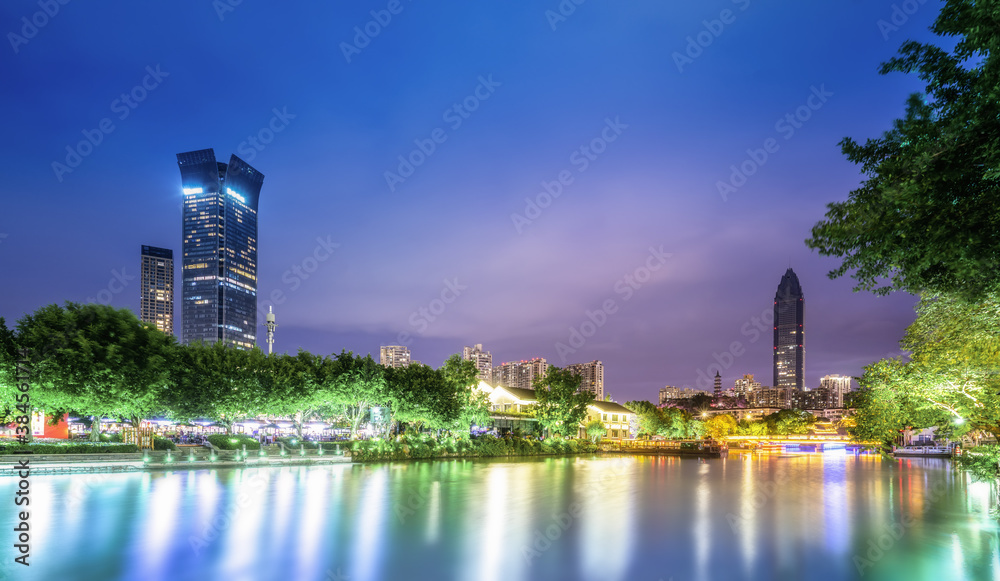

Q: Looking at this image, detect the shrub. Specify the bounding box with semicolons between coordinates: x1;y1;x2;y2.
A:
153;437;176;451
278;436;318;449
207;434;261;451
0;442;139;454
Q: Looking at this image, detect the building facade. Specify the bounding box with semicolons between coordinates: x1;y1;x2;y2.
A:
749;387;790;408
139;245;174;335
462;344;493;381
733;373;761;399
659;386;701;404
493;358;548;391
773;268;805;390
580;401;635;440
177;149;264;349
565;360;604;401
819;374;853;408
380;345;411;368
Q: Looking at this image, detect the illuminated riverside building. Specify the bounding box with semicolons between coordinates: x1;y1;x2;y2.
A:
566;360;604;400
139;245;174;334
380;345;411;368
773;268;805;390
177;149;264;349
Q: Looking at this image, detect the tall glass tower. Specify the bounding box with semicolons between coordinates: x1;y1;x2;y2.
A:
773;268;804;390
176;149;264;349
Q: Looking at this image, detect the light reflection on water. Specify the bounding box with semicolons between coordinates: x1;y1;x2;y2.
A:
1;452;997;581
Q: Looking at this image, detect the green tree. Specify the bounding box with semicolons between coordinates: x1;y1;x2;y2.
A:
705;414;738;440
585;419;606;443
624;400;663;437
439;355;488;437
806;0;1000;299
18;303;174;440
533;367;594;437
331;351;386;438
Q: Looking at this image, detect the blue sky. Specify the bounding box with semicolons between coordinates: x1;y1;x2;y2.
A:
0;0;946;401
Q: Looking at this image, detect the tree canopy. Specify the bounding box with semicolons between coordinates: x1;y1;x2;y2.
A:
806;0;1000;299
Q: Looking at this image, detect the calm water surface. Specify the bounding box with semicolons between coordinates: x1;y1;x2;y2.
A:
2;453;998;581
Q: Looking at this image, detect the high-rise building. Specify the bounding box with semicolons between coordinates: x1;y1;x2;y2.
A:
177;149;264;349
462;344;493;381
749;387;790;408
733;373;761;398
773;268;805;390
380;345;411;368
659;386;700;404
493;358;549;391
819;374;853;408
139;245;174;334
566;360;604;401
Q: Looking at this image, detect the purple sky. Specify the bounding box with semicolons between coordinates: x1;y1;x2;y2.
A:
0;1;942;402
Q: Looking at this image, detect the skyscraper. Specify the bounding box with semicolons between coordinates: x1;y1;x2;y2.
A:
380;345;411;368
139;245;174;334
773;268;804;390
566;360;604;401
462;344;493;381
177;149;264;349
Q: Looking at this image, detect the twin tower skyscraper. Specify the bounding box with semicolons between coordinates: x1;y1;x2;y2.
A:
176;149;264;349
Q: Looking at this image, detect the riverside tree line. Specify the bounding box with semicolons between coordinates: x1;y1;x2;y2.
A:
0;303;596;443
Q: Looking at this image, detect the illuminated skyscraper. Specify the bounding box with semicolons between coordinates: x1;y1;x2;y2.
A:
177;149;264;349
139;245;174;334
773;268;804;390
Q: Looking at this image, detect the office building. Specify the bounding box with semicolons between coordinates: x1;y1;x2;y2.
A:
139;245;174;334
773;268;805;390
565;360;604;401
380;345;411;368
177;149;264;349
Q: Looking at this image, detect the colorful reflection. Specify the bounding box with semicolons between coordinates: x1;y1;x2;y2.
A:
0;455;996;581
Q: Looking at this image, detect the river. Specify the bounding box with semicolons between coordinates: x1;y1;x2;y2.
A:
2;452;997;580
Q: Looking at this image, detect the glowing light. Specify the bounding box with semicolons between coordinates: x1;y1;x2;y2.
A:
227;187;246;203
182;187;203;195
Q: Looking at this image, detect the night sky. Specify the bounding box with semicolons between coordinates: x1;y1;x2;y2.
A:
0;1;943;402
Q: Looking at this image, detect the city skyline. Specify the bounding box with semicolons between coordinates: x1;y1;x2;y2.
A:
0;2;932;403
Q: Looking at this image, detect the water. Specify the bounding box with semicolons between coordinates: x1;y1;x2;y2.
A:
2;453;998;581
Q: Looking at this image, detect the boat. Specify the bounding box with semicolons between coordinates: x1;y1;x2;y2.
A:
892;446;953;458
